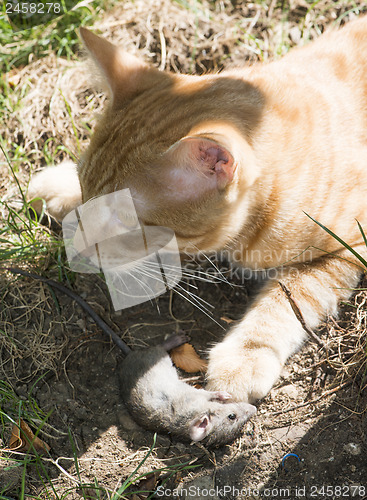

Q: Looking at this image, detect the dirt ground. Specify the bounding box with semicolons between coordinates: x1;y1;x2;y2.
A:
1;0;367;498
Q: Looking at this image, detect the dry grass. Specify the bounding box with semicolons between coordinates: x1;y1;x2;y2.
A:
0;278;69;382
326;283;367;389
3;0;366;172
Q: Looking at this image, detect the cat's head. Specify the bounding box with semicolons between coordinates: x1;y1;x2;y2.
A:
79;28;263;253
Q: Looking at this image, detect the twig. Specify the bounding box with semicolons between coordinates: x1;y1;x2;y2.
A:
270;380;352;416
278;281;326;348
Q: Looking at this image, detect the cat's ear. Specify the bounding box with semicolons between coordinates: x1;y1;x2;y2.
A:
164;136;236;195
80;28;164;107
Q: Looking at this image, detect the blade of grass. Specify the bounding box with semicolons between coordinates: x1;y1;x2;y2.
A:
304;213;367;269
357;220;367;248
0;141;27;206
112;435;157;498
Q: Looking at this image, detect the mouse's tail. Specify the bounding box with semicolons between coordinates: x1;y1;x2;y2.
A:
6;267;131;356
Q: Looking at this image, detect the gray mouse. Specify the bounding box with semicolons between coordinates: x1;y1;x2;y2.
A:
9;268;257;446
118;333;257;446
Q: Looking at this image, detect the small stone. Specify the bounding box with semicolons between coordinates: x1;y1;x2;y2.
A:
75;406;89;419
76;318;86;329
278;384;299;399
0;460;23;492
177;476;219;500
174;442;188;453
16;384;28;398
116;406;140;430
289;26;301;44
344;443;361;455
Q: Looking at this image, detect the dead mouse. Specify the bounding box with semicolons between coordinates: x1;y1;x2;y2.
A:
119;332;256;446
9;268;256;446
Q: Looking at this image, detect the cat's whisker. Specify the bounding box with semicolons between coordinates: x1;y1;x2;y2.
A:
141;259;224;286
140;259;217;309
108;265;164;303
149;255;233;285
168;285;224;329
173;282;215;313
137;259;223;322
138;261;210;305
182;246;233;286
180;267;233;285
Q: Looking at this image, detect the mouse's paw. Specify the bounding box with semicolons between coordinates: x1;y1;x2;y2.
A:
28;161;82;220
163;333;190;351
207;390;232;401
205;338;282;403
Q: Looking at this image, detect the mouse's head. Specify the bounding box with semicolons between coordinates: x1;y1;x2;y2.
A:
189;401;257;447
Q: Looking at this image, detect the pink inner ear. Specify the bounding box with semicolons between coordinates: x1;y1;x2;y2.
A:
188;138;235;189
198;416;209;428
163;136;236;200
189;414;211;442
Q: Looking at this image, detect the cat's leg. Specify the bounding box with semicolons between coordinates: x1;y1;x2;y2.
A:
205;252;363;403
28;160;82;220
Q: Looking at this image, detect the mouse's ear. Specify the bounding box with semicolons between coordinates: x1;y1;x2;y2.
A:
189;415;212;442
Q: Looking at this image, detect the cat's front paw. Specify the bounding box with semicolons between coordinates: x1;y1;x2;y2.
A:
28;160;82;220
205;338;282;403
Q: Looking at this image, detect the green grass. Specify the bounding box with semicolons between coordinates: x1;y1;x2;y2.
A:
306;213;367;270
0;3;114;494
0;0;117;72
306;215;367;399
0;0;118;266
0;0;118;268
0;141;61;267
0;379;55;498
1;409;199;499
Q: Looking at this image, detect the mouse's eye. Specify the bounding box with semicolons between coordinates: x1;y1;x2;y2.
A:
228;413;236;420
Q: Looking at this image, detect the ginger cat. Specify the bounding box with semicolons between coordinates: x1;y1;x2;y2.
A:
29;17;367;403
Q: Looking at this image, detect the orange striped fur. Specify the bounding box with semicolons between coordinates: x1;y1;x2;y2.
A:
29;17;367;402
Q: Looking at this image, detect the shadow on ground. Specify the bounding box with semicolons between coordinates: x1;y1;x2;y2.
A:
1;269;366;497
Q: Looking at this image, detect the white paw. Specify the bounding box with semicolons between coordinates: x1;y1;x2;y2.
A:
206;337;282;403
28;160;82;220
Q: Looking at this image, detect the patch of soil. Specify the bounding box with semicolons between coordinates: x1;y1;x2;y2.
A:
1;268;366;498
